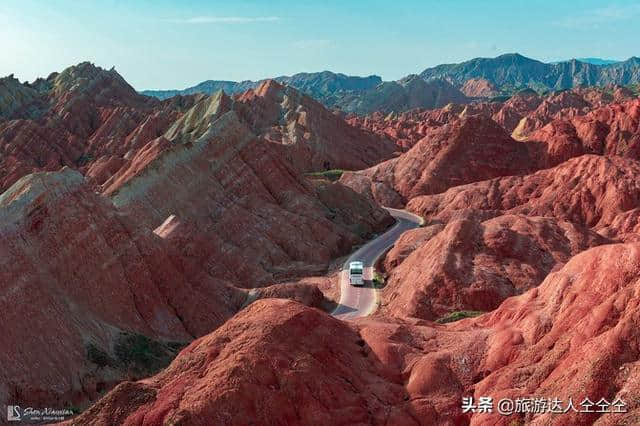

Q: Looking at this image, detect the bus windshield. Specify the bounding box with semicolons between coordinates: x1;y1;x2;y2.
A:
350;268;363;275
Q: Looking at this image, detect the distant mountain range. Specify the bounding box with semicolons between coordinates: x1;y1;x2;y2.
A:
141;72;382;101
419;53;640;92
141;71;467;115
141;53;640;114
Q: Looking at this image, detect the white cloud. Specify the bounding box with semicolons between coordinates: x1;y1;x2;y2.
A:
166;16;281;24
553;4;640;29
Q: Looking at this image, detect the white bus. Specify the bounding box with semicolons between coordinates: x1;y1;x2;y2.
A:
349;261;364;286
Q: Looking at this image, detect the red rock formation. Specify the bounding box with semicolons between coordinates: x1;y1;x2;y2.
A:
346;106;464;150
0;65;396;413
0;168;246;409
66;299;414;425
0;66;396;195
465;241;640;425
104;111;392;285
0;63;176;193
461;78;499;98
340;115;536;207
408;155;640;229
380;214;609;320
345;86;635;158
5;61;640;425
74;240;640;425
234;79;398;171
511;88;636;141
510;90;592;139
491;90;542;133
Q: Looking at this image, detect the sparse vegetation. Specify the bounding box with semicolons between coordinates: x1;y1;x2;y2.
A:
76;154;94;166
489;95;511;103
114;332;186;376
66;406;82;415
86;334;187;377
435;310;484;324
305;169;345;181
86;343;112;368
372;272;385;287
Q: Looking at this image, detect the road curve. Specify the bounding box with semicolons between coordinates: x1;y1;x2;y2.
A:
331;207;423;320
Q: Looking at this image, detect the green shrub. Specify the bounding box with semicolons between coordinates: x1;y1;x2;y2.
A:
305;169;345;181
76;154;94;166
372;272;385;287
86;343;112;368
113;333;187;376
435;310;484;324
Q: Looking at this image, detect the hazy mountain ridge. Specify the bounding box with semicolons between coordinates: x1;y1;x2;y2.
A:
141;72;382;101
141;71;466;114
140;53;640;115
420;53;640;91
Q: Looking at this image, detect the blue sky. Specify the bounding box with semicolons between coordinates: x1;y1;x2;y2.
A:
1;0;638;90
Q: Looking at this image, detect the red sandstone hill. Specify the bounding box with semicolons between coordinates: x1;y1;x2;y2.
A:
66;300;414;425
380;214;610;320
340;115;536;207
0;64;397;195
379;153;640;320
461;78;499;98
0;168;243;409
234;79;398;171
342;95;639;215
0;64;178;193
525;98;640;167
70;238;640;424
0;131;392;410
345;87;637;158
346;105;466;150
104;110;393;285
0;65;396;411
407;155;640;230
3;61;640;425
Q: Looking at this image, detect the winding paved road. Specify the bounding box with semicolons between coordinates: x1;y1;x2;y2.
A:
331;207;423;320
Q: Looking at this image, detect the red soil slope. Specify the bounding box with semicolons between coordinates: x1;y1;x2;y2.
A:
71;240;640;425
340;115;536;207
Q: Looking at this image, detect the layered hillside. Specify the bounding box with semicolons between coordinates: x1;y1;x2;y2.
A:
73;237;640;425
409;155;640;228
340;90;640;325
0;64;395;410
343;89;639;208
347;86;636;150
105;109;393;285
380;214;610;320
0;65;396;193
340;115;537;207
460;78;499;98
0;168;241;409
233;79;397;171
5;57;640;425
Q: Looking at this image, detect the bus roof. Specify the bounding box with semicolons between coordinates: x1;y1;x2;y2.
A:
349;261;364;268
